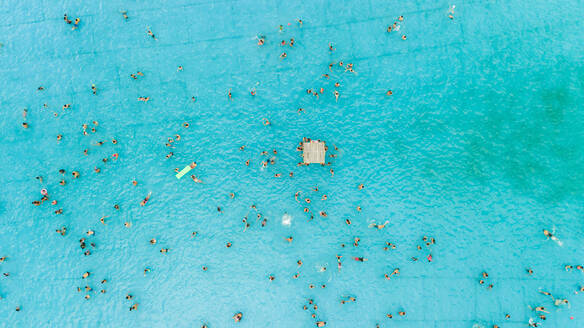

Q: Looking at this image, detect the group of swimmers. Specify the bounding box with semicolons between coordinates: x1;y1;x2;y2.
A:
63;14;80;30
11;10;582;328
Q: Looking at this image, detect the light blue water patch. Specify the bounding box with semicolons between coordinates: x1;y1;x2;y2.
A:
1;0;584;327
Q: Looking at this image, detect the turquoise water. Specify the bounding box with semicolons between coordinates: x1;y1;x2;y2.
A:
1;0;584;327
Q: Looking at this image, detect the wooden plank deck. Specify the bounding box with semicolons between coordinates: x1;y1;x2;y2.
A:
302;140;326;164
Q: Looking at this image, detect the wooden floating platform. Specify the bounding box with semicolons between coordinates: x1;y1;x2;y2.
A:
302;139;326;164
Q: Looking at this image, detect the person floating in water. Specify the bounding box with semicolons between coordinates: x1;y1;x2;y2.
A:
147;28;156;39
543;229;563;246
369;220;389;229
140;192;152;206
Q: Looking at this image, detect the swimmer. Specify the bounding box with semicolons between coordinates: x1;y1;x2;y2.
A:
530;306;549;313
190;175;203;183
369;220;389;229
263;118;271;126
384;268;400;279
160;248;169;253
140;192;152;206
91;84;97;95
358;184;364;190
147;28;156;39
22;122;29;129
285;236;293;242
228;88;232;100
280;52;287;59
334;90;339;102
82;272;90;279
130;303;139;311
354;257;368;262
138;96;150;102
528;318;539;327
554;298;570;307
233;312;243;322
121;11;128;20
100;215;109;224
177;66;183;71
543;229;563;246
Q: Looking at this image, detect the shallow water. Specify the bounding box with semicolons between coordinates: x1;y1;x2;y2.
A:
1;0;584;327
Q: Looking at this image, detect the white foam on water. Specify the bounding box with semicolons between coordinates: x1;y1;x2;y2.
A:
282;213;292;226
